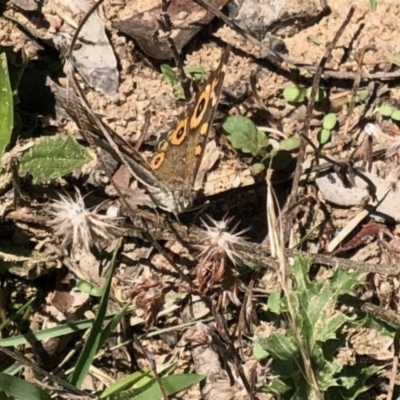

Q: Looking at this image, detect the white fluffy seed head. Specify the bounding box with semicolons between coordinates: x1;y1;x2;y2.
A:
48;188;120;252
197;214;248;266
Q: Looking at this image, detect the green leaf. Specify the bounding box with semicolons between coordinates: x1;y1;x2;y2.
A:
318;129;331;145
0;52;14;163
392;110;400;121
322;113;337;130
130;374;205;400
253;340;269;361
356;89;370;103
0;372;51;400
75;280;103;297
70;240;122;388
377;104;394;117
279;136;301;151
222;115;267;156
251;162;265;174
267;291;282;314
184;66;205;82
306;87;327;102
283;87;305;103
100;370;153;398
369;0;377;11
160;64;177;86
19;134;92;184
174;86;186;101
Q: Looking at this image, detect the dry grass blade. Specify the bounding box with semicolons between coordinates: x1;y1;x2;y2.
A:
266;169;323;399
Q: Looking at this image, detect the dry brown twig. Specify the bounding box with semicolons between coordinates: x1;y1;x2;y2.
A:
281;5;356;242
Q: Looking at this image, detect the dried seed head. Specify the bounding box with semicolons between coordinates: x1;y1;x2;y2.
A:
198;215;249;266
48;188;120;252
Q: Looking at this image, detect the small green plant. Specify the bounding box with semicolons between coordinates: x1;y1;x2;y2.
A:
283;86;369;106
19;134;92;184
222;115;300;172
376;104;400;121
161;64;205;100
283;86;327;103
318;113;338;145
222;115;268;157
369;0;377;11
253;256;384;399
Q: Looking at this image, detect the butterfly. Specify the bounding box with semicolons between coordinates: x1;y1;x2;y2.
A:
82;46;230;214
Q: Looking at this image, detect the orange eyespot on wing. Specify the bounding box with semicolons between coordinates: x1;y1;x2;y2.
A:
150;151;165;170
169;118;188;146
189;85;211;130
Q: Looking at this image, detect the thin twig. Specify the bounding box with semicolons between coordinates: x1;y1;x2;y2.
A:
342;46;373;138
281;6;356;241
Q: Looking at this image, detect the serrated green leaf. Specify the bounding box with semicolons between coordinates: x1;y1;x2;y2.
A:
279;136;301;151
322;113;337;130
0;52;14;163
283;87;304;103
318;128;331;145
377;104;394;117
260;378;291;395
222;116;267;156
317;313;351;342
160;64;177;86
267;291;282;314
252;340;269;360
330;268;364;295
19;134;92;184
392;109;400;121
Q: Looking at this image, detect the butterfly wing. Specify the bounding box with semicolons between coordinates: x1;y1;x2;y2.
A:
149;46;230;186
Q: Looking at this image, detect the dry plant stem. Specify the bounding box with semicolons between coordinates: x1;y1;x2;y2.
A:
282;5;356;241
342;46;371;138
6;207;400;277
326;186;393;253
134;109;151;151
387;331;400;400
266;170;323;399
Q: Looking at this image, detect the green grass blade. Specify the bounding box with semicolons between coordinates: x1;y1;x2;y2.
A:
0;53;14;163
0;372;51;400
97;302;130;351
70;239;122;388
131;374;205;400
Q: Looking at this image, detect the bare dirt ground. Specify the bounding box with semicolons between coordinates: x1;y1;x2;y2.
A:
2;0;400;398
